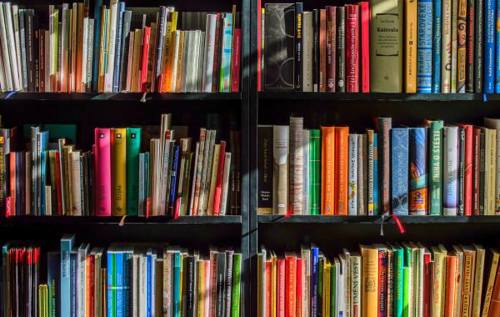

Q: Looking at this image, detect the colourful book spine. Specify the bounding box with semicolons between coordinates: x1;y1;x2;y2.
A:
107;251;115;317
406;0;418;93
126;128;141;216
173;252;181;317
367;130;379;216
360;2;370;92
60;235;74;317
417;0;433;93
409;128;428;215
231;28;241;92
111;128;127;216
112;2;125;92
432;0;442;92
95;128;111;216
429;121;444;215
402;267;410;317
393;248;404;317
220;13;233;92
485;0;496;93
311;247;319;317
442;0;452;92
496;0;500;92
348;134;358;215
115;252;124;317
443;126;459;215
231;253;241;317
391;128;409;215
377;117;392;214
321;127;335;215
457;0;468;92
461;124;474;215
335;127;349;215
310;129;321;214
345;4;360;92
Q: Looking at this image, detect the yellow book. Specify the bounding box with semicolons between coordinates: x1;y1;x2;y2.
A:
361;245;378;317
163;11;178;92
111;128;127;215
323;261;332;317
431;245;448;317
271;255;277;317
39;284;49;317
197;260;205;317
472;245;485;317
485;129;497;215
405;0;417;93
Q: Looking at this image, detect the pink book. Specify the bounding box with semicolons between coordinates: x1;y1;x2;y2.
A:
360;2;370;92
94;128;111;216
212;141;226;215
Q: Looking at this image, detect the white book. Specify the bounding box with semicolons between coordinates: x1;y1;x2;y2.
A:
184;31;195;92
302;11;313;92
139;254;146;317
48;5;56;92
104;0;119;92
0;3;13;90
273;125;289;215
348;134;358;215
450;0;458;92
170;30;181;92
202;14;217;92
357;134;367;215
71;151;82;215
196;31;206;92
11;4;22;90
18;9;27;90
303;129;310;214
4;2;21;90
338;255;347;317
77;244;89;317
290;117;304;215
132;254;139;317
81;18;89;90
193;130;207;215
86;19;95;91
220;152;232;215
441;0;452;93
443;126;459;215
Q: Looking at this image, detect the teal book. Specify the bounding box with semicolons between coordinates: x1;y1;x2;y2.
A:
219;13;233;92
126;128;141;215
309;129;321;214
107;250;115;317
173;252;181;317
231;253;242;317
393;246;404;317
60;235;74;317
428;120;444;215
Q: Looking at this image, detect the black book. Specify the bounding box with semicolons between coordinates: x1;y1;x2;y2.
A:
336;7;345;92
474;0;483;93
224;251;234;315
264;3;296;90
295;2;303;91
186;255;196;316
257;126;273;214
216;252;226;317
313;9;319;92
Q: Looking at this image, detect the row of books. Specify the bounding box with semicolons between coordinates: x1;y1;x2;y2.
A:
1;235;242;317
258;0;496;93
257;244;500;317
0;113;241;217
257;117;500;216
0;1;241;93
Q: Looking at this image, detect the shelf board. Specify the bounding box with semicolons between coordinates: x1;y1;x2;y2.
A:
259;92;493;102
258;215;500;224
0;92;242;102
0;215;242;226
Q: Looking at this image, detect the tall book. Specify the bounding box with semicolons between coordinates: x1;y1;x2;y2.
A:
273;126;289;215
367;130;379;215
432;0;442;92
302;11;313;92
409;128;428;215
391;128;409;215
360;2;370;92
336;7;345;92
310;129;321;215
94;128;111;216
451;0;458;92
442;0;452;92
345;5;359;92
326;6;337;93
427;120;444;215
443;126;459;215
290;117;304;215
370;0;403;92
295;3;303;91
111;128;127;216
484;0;496;93
417;0;433;93
335;127;349;215
405;0;418;93
361;246;378;317
321;126;335;215
126;128;141;216
457;0;467;92
484;118;500;214
376;118;392;214
475;0;484;92
258;126;273;215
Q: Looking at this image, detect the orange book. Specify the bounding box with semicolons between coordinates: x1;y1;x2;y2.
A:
444;255;458;317
488;265;500;317
321;127;335;215
265;261;272;317
361;245;378;317
285;255;297;317
405;0;417;93
296;258;302;317
335;127;349;215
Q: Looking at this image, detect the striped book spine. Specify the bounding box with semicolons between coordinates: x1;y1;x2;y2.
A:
309;129;321;215
496;0;500;92
417;0;433;93
429;121;444;215
348;134;358;215
409;128;428;215
484;0;496;93
391;128;409;215
432;0;442;92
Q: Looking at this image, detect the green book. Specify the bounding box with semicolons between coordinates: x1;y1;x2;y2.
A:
331;259;337;317
309;129;321;214
126;128;142;215
429;120;444;215
403;266;410;317
231;253;242;317
393;246;404;317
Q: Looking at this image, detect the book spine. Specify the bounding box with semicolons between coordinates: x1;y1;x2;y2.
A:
319;9;327;92
360;2;370;92
473;128;481;214
442;0;452;92
377;118;392;214
94;128;111;216
112;3;125;93
475;0;484;92
302;12;313;91
303;129;310;214
459;127;466;214
378;251;388;317
417;0;433;93
463;125;474;215
336;7;345;92
457;0;467;92
451;0;458;92
313;9;319;92
391;128;409;216
409;128;428;215
444;127;459;215
257;0;262;92
231;28;241;92
290;117;304;215
126;128;141;216
466;0;475;92
321;127;335;215
348;134;358;215
60;236;74;317
140;27;151;92
273;126;289;215
295;3;303;91
429;121;444;215
335;127;349;215
326;6;336;92
406;0;418;93
485;0;496;93
258;126;273;214
220;14;233;93
310;129;321;215
367;130;378;215
345;5;360;92
357;134;367;216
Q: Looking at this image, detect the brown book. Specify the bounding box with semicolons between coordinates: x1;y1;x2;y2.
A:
212;13;222;92
319;9;326;92
488;268;500;317
70;3;78;92
76;3;84;92
39;30;46;92
483;249;500;317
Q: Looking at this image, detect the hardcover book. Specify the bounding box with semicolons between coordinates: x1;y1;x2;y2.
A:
391;128;409;215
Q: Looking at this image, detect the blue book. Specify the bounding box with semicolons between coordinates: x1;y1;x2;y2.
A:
432;0;442;92
92;0;103;91
115;252;124;317
107;251;115;317
169;145;180;212
417;0;433;93
60;235;74;317
70;252;77;317
113;2;126;92
485;0;497;93
496;0;500;92
373;133;379;216
219;13;233;92
146;251;153;317
39;131;49;215
391;128;409;215
310;247;319;317
173;251;181;317
47;252;60;317
410;128;428;215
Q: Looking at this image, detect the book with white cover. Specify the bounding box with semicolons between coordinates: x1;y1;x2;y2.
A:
0;3;13;90
202;14;217;92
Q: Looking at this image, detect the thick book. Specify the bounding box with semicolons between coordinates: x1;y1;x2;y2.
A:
361;246;379;317
427;120;444;215
443;126;459;215
264;3;295;90
335;127;349;215
370;0;403;92
484;0;496;93
345;5;359;92
417;0;433;93
94;128;111;216
409;128;428;215
273;125;289;215
111;128;127;216
391;128;409;215
258;126;273;214
126;128;141;216
321;126;335;215
405;0;418;93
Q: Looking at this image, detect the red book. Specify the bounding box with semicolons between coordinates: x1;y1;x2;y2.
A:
277;258;286;317
94;128;111;216
55;151;63;215
360;2;370;92
213;141;227;215
319;9;327;92
257;0;262;92
345;4;360;92
378;249;388;317
140;27;151;93
460;124;474;215
473;127;481;215
285;256;297;317
423;252;432;317
326;6;337;92
265;261;272;317
87;255;95;317
296;258;303;317
231;29;241;92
